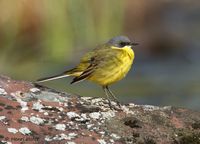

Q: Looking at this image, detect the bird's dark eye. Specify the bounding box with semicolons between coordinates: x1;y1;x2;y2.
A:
119;42;129;47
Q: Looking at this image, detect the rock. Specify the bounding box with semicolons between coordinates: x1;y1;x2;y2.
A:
0;75;199;144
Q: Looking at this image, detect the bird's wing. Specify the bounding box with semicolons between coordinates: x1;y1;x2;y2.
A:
70;45;110;84
70;55;99;84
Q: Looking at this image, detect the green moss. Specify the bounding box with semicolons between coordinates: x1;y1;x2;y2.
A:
0;102;5;106
4;105;15;110
0;134;4;138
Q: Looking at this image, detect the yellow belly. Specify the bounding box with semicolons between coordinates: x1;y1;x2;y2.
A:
88;46;134;86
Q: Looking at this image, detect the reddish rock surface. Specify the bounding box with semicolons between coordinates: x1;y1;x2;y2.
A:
0;75;200;144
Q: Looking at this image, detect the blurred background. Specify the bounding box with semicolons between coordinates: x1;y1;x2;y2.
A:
0;0;200;110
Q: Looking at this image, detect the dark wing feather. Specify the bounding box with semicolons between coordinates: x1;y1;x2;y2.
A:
70;44;110;84
70;59;98;84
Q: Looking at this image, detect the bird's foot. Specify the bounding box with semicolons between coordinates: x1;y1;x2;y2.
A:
116;100;121;108
107;99;114;110
107;99;122;111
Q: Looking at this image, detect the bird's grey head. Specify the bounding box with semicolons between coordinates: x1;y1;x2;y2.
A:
107;36;138;48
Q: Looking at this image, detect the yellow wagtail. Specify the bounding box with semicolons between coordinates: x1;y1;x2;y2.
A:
37;36;138;109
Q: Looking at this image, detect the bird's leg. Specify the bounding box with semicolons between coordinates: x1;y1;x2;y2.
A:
106;86;121;108
103;86;113;110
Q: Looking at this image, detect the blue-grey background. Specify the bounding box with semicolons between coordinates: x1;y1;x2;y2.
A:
0;1;199;110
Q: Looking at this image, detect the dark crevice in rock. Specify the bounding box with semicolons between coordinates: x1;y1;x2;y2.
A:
124;117;143;128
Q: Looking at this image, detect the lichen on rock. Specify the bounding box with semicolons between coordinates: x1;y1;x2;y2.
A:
0;75;200;144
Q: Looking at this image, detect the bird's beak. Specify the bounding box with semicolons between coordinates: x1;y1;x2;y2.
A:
131;42;139;46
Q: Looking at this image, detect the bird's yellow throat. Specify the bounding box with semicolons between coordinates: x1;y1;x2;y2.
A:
111;45;135;60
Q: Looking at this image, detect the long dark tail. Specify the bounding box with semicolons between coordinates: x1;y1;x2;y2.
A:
36;73;69;83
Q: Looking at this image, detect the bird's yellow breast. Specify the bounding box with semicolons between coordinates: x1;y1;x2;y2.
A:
88;46;134;86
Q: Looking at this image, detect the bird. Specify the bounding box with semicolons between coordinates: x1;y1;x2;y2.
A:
37;36;138;109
